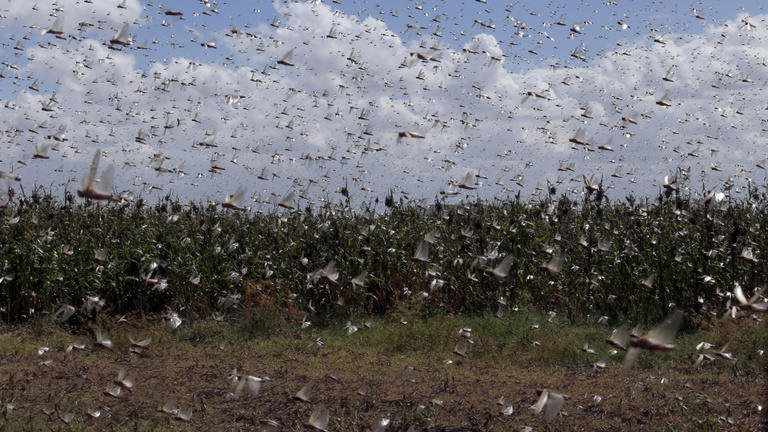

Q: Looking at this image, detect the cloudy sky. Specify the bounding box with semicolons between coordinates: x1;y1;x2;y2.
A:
0;0;766;210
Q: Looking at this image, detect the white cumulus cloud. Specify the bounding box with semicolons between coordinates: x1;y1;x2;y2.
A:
0;1;765;209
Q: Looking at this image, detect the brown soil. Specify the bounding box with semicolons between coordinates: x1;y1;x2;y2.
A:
0;322;765;432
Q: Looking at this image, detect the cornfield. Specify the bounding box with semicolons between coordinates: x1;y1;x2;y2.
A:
0;185;765;327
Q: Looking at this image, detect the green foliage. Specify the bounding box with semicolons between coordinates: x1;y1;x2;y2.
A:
0;188;765;327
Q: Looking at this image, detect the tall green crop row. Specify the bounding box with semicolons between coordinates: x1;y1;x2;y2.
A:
0;188;765;326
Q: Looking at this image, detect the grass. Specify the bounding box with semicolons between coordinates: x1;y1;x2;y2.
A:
0;310;765;431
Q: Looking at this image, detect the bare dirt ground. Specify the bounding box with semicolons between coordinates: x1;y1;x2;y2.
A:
0;318;765;432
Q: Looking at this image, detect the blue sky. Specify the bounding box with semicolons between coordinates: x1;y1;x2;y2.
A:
141;0;767;65
0;0;766;209
68;1;758;71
